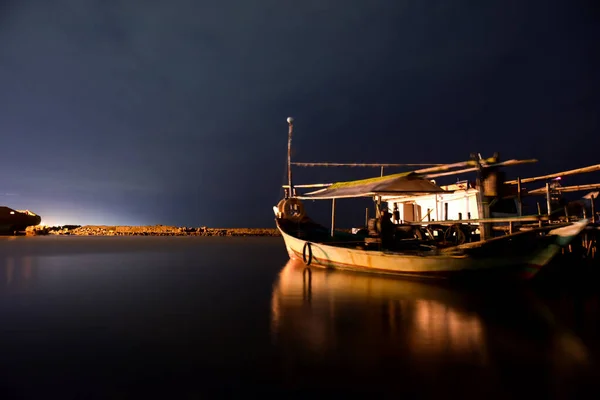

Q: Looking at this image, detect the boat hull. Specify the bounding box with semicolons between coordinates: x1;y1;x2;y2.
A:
0;206;42;234
276;218;588;281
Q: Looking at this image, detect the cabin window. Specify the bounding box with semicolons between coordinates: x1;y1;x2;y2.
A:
9;211;15;214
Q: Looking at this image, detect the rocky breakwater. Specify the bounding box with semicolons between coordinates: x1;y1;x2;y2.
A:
38;225;280;237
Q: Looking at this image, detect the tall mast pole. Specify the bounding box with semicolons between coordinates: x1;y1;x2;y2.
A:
287;117;294;198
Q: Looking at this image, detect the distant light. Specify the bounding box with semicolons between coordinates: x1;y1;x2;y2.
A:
39;220;62;227
553;177;562;181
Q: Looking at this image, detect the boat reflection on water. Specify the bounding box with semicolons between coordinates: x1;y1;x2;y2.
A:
271;259;488;362
270;259;598;397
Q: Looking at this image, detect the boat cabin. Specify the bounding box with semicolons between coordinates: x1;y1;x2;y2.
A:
380;180;519;224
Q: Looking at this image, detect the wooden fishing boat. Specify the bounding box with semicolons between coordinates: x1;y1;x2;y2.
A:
273;117;589;281
275;215;588;281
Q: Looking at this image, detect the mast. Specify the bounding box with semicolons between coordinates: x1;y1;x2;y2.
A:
473;152;496;241
287;117;294;198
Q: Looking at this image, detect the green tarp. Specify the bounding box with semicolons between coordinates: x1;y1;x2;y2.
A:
297;172;446;199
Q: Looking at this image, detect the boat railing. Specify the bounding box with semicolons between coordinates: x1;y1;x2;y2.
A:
405;215;553;225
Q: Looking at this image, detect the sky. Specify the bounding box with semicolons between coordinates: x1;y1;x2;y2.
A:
0;0;598;227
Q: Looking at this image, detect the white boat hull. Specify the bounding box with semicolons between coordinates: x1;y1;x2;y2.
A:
276;218;589;281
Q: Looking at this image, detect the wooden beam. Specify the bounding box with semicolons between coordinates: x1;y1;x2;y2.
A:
527;183;600;195
283;183;332;189
546;182;552;216
425;167;478;178
517;177;523;216
474;155;490;241
592;194;597;224
415;160;480;174
291;162;443;167
421;159;538;178
331;198;336;237
505;164;600;185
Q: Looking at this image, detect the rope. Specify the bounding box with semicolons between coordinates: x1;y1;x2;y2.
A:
291;162;443;167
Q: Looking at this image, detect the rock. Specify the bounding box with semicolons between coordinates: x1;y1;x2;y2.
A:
26;225;49;235
41;225;281;237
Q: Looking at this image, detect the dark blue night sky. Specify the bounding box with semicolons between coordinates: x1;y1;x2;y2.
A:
0;0;598;227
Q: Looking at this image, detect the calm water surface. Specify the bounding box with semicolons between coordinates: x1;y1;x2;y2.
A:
1;236;599;398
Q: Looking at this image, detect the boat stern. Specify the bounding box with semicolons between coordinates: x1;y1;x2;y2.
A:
519;219;590;280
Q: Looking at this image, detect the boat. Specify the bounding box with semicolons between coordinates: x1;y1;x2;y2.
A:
0;206;42;235
275;216;587;281
273;118;589;281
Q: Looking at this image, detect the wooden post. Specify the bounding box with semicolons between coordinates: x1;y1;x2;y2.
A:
331;198;336;237
287;117;294;198
546;182;552;217
365;207;369;226
517;177;523;216
592;194;596;223
444;203;449;221
473;153;491;241
380;166;384;177
564;205;569;222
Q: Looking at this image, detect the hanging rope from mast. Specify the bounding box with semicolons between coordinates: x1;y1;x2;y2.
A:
290;162;444;168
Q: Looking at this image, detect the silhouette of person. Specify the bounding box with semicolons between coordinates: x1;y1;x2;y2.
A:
379;207;394;249
393;204;400;224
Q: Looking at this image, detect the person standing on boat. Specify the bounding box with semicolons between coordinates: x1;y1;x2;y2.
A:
392;204;400;224
379;206;395;249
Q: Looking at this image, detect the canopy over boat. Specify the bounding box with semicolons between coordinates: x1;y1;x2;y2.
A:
296;172;447;200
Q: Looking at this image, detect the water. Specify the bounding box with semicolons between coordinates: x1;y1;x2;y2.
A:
1;236;599;398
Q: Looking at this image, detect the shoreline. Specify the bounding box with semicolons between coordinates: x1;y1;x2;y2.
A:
26;225;281;237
